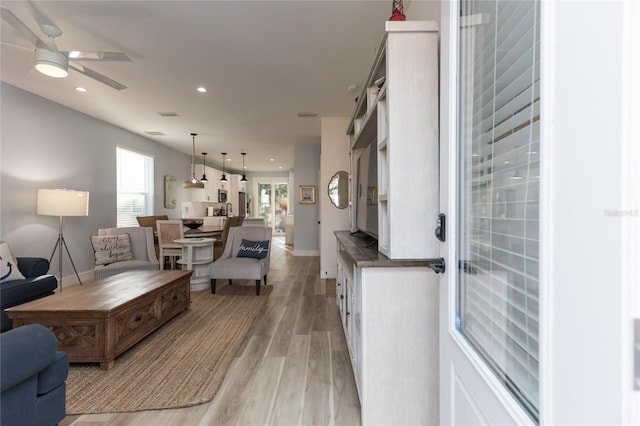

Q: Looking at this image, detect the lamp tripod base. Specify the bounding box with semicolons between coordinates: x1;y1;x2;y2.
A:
48;216;83;291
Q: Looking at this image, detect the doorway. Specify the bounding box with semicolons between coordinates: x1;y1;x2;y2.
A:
253;178;288;235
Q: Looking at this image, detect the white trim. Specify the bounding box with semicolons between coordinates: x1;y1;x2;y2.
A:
538;1;555;423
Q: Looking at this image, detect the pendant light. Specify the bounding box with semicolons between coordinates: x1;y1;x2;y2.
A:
241;152;248;182
201;152;208;182
184;133;205;188
220;152;228;182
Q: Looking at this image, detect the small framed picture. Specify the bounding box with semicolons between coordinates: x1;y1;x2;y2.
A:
299;185;316;204
164;175;176;208
367;187;377;205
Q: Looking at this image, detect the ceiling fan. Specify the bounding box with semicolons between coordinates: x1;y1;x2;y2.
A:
0;5;130;90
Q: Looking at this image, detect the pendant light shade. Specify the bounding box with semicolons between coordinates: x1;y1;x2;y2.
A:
201;152;208;182
220;152;228;182
241;152;248;182
184;133;205;189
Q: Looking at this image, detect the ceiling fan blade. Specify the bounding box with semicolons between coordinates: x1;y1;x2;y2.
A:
68;62;127;91
0;40;34;53
64;51;131;62
0;6;43;47
26;1;62;38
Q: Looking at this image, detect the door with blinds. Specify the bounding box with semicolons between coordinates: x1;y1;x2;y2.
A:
440;0;540;424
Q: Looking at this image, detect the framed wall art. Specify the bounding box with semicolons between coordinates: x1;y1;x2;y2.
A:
164;175;176;208
299;185;316;204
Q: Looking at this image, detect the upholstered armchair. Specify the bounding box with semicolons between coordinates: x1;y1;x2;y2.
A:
1;324;69;426
210;226;272;295
93;227;160;280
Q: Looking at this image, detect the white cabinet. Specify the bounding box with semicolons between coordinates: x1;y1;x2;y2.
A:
228;174;246;216
347;21;439;260
189;165;218;202
335;231;438;425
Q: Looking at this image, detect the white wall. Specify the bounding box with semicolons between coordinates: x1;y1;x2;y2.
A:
0;82;192;285
320;117;351;278
293;143;321;256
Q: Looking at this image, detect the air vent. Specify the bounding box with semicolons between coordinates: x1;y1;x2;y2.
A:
157;112;180;117
296;111;319;117
145;131;166;136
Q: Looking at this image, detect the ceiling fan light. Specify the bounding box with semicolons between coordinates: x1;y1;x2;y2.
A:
35;48;68;78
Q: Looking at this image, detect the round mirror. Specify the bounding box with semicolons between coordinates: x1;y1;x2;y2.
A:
328;171;349;209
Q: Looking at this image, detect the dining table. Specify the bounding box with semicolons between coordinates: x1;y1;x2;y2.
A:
183;225;224;238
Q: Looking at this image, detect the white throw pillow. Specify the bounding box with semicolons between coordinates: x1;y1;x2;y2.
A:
91;234;134;266
0;241;26;282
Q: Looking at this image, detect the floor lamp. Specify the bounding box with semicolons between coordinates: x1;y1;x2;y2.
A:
37;188;89;291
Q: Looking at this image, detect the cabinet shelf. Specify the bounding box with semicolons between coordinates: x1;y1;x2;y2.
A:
348;20;440;261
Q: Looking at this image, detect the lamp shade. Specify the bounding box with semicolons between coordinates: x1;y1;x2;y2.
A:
37;189;89;216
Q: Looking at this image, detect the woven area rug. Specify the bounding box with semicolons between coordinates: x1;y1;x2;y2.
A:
66;283;271;414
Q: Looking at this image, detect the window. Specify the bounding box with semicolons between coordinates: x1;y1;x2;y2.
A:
116;147;154;227
456;0;540;422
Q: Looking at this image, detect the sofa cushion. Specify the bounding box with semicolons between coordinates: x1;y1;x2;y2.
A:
91;234;133;265
236;239;269;259
0;242;26;283
1;276;57;308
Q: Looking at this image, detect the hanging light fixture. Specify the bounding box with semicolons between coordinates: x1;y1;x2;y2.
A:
241;152;248;182
201;152;208;182
220;153;228;182
184;133;205;188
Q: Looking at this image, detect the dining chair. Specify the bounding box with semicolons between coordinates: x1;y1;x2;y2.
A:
214;216;245;260
156;220;184;270
136;215;168;256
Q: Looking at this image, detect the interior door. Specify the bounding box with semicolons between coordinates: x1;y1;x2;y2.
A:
439;1;541;424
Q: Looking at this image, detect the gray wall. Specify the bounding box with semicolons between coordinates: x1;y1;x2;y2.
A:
0;82;192;283
292;144;321;255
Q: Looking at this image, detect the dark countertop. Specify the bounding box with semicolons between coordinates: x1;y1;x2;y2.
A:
334;230;434;268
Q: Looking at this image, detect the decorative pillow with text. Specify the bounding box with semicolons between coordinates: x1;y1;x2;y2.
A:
236;239;269;259
91;234;134;266
0;241;26;282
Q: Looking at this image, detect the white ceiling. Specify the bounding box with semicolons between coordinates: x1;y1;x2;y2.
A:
0;1;414;174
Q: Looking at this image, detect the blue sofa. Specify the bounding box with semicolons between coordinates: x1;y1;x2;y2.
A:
1;257;58;332
0;324;69;426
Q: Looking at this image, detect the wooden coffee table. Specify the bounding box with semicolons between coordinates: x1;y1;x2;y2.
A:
7;270;192;370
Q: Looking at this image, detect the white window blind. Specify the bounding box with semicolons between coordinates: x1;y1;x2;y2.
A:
456;0;540;421
116;147;154;227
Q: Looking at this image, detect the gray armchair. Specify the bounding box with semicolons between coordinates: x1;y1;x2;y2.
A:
93;227;160;280
210;226;272;295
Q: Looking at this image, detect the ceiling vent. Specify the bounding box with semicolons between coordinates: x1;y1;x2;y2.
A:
145;131;166;136
296;111;319;117
157;112;180;117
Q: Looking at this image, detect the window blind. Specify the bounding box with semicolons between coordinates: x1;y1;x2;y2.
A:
457;0;540;421
116;147;155;227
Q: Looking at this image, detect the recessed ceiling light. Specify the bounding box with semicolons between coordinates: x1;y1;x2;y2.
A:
196;87;207;93
270;158;275;162
74;86;87;92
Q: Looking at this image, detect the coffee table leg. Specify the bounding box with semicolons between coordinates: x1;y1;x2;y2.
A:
100;360;115;370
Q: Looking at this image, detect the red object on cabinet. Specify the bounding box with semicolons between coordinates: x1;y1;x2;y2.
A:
389;0;406;21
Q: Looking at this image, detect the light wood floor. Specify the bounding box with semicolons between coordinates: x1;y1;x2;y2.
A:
60;237;361;426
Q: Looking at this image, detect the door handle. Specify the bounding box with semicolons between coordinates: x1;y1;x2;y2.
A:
426;258;446;274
